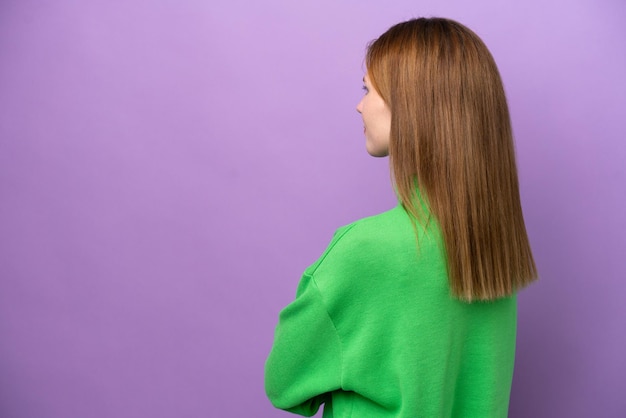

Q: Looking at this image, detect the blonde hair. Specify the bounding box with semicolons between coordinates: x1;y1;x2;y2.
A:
366;17;537;301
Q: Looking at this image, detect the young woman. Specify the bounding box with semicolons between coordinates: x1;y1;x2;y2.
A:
265;17;537;417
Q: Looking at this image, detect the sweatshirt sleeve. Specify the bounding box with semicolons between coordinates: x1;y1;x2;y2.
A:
264;273;343;416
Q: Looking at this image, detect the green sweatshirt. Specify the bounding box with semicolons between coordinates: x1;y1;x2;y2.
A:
265;203;517;417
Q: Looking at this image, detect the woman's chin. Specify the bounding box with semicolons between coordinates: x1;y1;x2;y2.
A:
366;144;389;158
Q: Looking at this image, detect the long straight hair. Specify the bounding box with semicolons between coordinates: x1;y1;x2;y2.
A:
366;18;537;301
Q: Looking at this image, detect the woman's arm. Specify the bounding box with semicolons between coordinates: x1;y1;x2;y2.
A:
265;273;343;416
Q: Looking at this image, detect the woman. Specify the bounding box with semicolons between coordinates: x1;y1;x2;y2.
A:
265;17;537;417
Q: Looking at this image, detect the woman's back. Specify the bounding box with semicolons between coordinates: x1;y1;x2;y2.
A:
265;203;517;417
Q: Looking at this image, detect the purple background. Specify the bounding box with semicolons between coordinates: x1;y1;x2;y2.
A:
1;0;624;417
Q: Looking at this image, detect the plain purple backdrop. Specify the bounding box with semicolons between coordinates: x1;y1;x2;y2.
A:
1;0;624;417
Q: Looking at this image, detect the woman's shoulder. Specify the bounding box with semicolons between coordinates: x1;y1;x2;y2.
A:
340;204;410;236
304;205;414;277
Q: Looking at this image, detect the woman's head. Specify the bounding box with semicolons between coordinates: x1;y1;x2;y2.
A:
362;18;537;301
365;17;513;191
